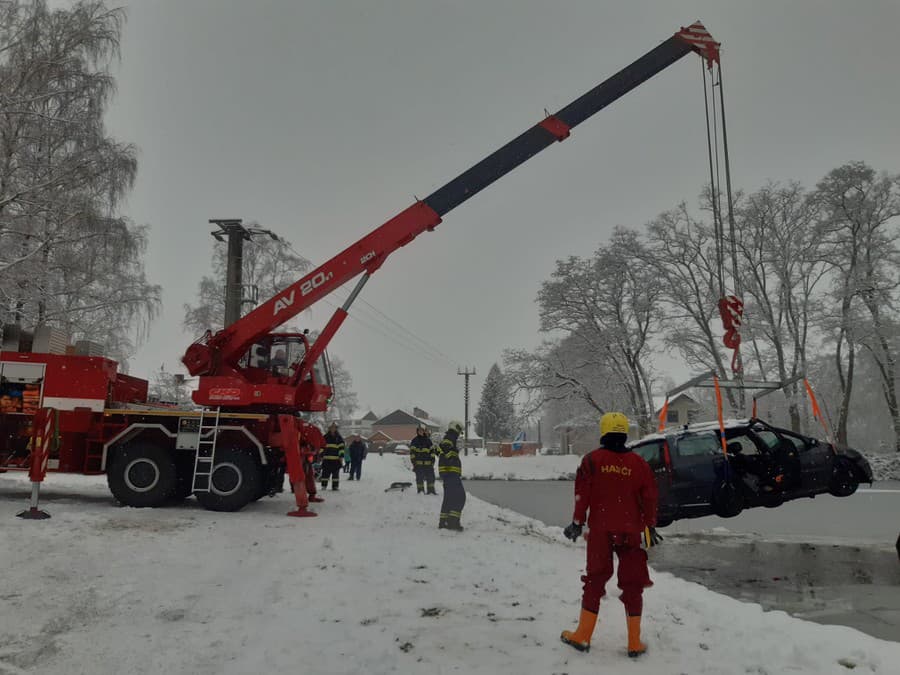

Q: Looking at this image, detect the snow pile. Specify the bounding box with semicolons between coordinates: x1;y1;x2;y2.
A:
1;458;898;675
463;453;580;480
866;453;900;481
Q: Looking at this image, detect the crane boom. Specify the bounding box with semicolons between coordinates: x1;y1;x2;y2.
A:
183;22;720;409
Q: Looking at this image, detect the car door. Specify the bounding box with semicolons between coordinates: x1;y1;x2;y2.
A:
671;431;721;506
778;429;832;490
632;439;671;509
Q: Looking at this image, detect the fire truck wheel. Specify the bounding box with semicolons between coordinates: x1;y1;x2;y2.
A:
107;444;177;508
194;447;262;512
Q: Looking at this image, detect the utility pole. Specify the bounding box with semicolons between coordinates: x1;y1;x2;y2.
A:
210;219;279;327
458;367;475;456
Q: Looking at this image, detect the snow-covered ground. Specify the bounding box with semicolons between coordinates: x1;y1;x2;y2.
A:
465;452;900;482
1;456;897;675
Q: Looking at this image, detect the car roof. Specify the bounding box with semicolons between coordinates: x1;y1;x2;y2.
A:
631;418;752;445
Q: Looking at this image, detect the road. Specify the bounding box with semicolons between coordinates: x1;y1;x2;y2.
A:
466;480;900;642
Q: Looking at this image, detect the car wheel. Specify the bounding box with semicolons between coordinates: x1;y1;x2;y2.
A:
107;443;177;508
656;516;673;528
829;460;859;497
194;447;262;512
712;479;744;518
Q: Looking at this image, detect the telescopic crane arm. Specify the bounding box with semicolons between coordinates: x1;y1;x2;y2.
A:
183;22;720;397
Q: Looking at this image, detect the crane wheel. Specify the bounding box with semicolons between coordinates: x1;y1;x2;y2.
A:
107;443;177;508
194;447;262;512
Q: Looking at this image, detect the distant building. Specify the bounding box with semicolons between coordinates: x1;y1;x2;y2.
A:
497;441;539;457
654;393;702;428
366;430;393;452
339;410;379;438
371;409;442;447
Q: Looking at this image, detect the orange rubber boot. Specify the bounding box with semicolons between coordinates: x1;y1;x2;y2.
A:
560;608;598;652
626;615;646;657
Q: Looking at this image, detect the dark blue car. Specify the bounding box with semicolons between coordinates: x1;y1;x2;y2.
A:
630;418;873;527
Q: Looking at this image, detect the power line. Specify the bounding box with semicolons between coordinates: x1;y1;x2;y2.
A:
278;238;460;368
316;292;457;368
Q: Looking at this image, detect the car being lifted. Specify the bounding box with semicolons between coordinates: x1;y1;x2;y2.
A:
630;418;873;527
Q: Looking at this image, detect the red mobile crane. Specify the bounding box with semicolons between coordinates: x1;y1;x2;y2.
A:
2;22;721;517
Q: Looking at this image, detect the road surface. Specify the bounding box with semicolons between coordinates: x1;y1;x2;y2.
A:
467;480;900;642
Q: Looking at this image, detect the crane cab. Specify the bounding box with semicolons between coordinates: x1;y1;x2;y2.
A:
194;332;333;412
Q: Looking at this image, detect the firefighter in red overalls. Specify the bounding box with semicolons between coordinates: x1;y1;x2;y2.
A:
560;412;660;657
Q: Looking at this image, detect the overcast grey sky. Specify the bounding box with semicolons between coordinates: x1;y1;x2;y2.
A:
105;0;900;422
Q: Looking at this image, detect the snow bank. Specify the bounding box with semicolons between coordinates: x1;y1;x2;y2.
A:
867;453;900;481
1;459;897;675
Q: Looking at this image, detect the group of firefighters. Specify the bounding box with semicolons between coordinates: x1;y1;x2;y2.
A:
408;420;467;531
316;419;468;532
320;422;369;491
307;410;660;659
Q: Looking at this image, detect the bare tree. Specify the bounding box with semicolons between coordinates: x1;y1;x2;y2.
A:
735;182;829;431
535;228;660;432
0;1;158;366
644;201;741;411
183;231;312;335
504;338;610;420
814;162;900;449
148;364;192;406
327;354;359;421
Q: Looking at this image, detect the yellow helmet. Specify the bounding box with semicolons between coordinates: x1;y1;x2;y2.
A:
599;412;629;437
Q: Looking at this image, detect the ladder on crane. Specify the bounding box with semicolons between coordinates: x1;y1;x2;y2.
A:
192;407;221;493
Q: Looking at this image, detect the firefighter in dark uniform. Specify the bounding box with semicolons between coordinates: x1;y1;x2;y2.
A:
409;425;438;494
560;412;660;657
437;420;465;530
320;422;345;491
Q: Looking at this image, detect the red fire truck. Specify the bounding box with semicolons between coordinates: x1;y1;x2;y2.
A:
1;22;722;518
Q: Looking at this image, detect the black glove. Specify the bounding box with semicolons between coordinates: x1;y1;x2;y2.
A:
643;526;663;548
563;522;583;541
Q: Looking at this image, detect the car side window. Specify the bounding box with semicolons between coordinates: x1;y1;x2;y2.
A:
725;433;759;455
779;431;810;452
675;432;720;457
633;441;664;469
754;430;785;451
